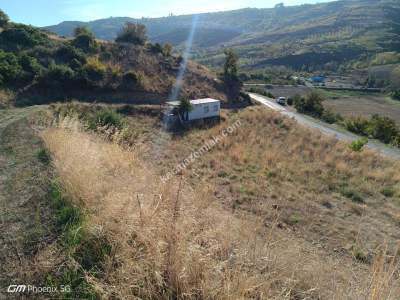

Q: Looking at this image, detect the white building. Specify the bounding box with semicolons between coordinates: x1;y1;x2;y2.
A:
165;98;220;121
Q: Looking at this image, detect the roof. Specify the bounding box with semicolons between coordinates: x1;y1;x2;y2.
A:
166;98;220;106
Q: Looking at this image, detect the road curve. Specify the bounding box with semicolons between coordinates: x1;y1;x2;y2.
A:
248;93;400;160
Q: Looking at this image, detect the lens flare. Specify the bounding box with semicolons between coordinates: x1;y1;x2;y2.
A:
169;14;199;101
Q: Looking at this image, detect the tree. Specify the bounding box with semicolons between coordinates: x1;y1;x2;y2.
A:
178;98;192;121
223;49;242;101
0;50;22;84
73;26;93;38
72;26;97;52
294;91;325;117
0;9;9;28
162;43;173;57
115;22;147;45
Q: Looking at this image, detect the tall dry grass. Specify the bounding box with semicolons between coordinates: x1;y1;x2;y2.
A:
41;113;400;299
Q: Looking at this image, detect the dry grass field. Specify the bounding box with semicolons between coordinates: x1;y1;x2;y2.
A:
321;91;400;126
33;103;400;299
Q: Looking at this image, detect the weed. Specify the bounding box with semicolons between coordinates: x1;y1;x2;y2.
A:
87;109;125;130
74;231;112;275
341;188;364;203
286;214;302;225
46;268;97;299
36;148;51;164
381;187;395;198
349;138;368;152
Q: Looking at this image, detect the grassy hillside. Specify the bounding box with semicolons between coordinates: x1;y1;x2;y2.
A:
0;17;227;106
45;0;400;71
29;102;400;299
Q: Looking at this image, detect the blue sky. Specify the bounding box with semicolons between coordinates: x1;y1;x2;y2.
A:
1;0;332;26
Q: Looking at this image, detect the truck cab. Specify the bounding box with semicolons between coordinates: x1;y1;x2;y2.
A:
276;97;286;105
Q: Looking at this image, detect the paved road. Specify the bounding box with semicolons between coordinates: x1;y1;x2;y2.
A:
248;93;400;160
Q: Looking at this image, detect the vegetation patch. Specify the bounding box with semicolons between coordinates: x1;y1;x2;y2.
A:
349;138;368;152
340;187;364;203
87;109;125;130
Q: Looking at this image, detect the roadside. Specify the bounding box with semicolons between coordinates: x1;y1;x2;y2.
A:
0;106;58;297
248;93;400;160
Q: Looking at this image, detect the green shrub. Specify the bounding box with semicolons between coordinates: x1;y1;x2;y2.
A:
321;109;342;124
120;71;143;90
39;64;75;87
286;97;293;106
74;231;112;274
0;24;50;50
36;148;50;164
150;43;163;54
55;44;86;64
49;182;83;248
349;138;368;152
69;58;82;70
341;188;364;203
162;43;173;57
381;187;395;198
366;114;399;144
116;22;147;45
344;117;369;135
294;91;324;117
46;268;97;300
19;53;42;78
72;28;98;53
0;50;22;84
88;109;125;130
79;57;106;85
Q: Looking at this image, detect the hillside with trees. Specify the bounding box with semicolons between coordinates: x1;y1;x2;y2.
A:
45;0;400;72
0;11;227;107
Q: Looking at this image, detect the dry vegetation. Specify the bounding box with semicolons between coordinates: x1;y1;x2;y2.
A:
37;104;400;299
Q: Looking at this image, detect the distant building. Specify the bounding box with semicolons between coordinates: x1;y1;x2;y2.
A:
309;75;326;83
165;98;221;122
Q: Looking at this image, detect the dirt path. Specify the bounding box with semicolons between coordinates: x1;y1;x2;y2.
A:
0;106;56;295
249;93;400;160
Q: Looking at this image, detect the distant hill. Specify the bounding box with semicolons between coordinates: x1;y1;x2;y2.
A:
45;0;400;71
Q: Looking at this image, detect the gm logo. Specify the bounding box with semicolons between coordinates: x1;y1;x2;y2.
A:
7;285;27;293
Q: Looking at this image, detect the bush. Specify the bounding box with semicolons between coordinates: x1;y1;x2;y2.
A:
321;109;342;124
391;90;400;101
55;44;86;64
150;43;163;54
381;187;395;198
72;27;98;52
88;110;125;130
0;50;22;84
341;188;364;203
116;22;147;45
0;24;50;50
344;117;369;135
36;148;51;164
286;97;293;106
366;114;399;144
79;57;106;85
162;43;173;57
19;53;42;77
39;64;75;87
294;91;324;117
122;71;141;85
349;138;368;152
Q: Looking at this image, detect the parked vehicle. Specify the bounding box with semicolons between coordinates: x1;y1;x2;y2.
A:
276;97;286;105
